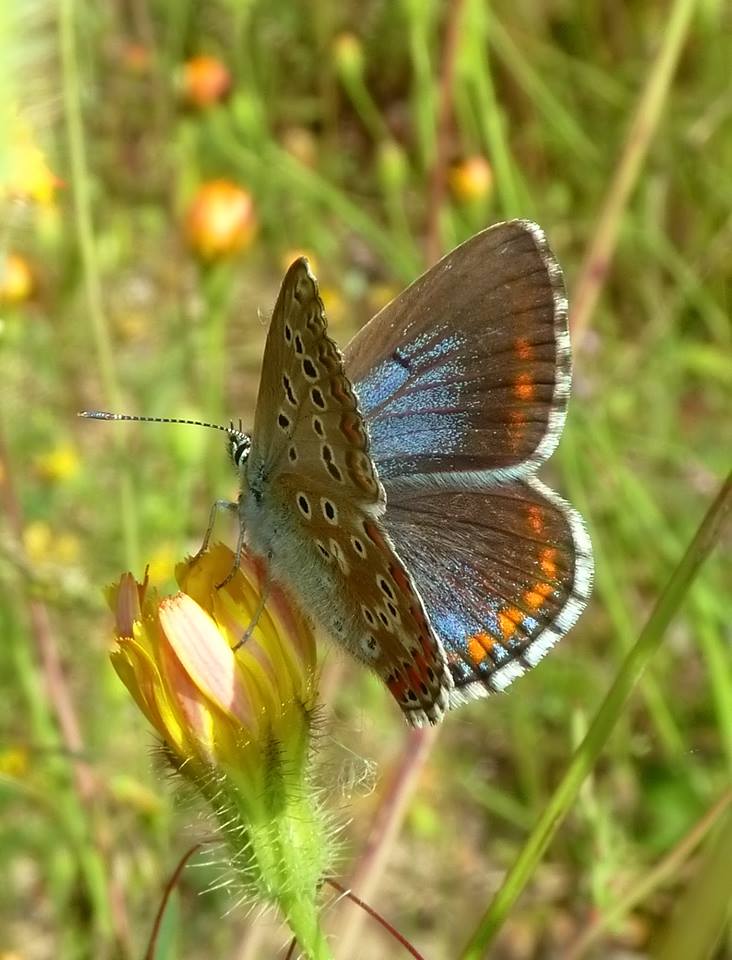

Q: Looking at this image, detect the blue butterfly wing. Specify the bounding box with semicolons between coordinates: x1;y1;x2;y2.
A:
382;478;593;700
344;219;569;485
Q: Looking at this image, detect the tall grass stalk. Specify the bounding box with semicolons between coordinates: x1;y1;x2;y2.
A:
459;469;731;958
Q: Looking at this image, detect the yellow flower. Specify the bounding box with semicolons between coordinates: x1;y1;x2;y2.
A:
34;443;80;483
109;544;316;776
108;544;334;956
1;108;61;206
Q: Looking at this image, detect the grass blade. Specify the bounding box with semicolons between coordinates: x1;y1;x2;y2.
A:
459;468;732;959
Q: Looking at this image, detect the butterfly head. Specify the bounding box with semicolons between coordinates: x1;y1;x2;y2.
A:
228;425;252;472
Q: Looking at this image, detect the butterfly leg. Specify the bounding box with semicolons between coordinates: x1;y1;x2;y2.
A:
233;561;272;651
193;499;238;565
216;510;248;589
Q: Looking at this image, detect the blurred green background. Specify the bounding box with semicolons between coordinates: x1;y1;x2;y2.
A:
0;1;730;958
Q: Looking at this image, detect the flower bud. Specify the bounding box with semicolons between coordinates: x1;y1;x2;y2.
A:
184;180;257;260
181;55;232;109
0;253;34;303
448;155;494;203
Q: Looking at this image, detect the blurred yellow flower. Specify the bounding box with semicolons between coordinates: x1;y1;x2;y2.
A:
0;746;29;779
22;521;80;566
2;108;61;206
184;180;257;260
448;155;494;204
34;443;80;483
181;54;232;108
0;253;34;304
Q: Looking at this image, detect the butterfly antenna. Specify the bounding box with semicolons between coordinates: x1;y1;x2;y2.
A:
79;410;234;434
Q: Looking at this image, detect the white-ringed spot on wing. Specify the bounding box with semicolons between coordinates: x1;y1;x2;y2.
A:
294;333;304;355
350;535;366;557
329;537;350;576
385;599;400;623
277;411;291;432
377;575;395;600
362;605;376;626
302;356;318;381
283;374;297;406
321;444;343;483
296;493;311;519
312;416;325;438
288;445;298;463
284;323;292;344
321;498;338;525
311;386;326;409
361;634;381;660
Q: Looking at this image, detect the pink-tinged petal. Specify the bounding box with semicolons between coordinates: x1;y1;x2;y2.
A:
111;573;143;637
159;593;258;735
158;636;216;760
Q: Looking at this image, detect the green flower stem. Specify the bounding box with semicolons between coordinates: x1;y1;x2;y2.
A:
215;746;333;960
459;469;731;959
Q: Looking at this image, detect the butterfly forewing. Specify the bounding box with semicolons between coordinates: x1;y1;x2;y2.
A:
344;220;569;485
243;259;452;724
249;258;382;504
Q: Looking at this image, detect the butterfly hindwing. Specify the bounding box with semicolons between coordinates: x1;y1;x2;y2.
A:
382;477;593;701
344;220;569;486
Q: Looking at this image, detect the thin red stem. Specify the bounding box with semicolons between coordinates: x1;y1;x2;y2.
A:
144;843;202;960
327;879;426;960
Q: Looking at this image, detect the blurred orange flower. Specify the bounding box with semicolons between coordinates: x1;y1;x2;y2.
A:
181;55;232;109
448;155;494;204
184;180;257;260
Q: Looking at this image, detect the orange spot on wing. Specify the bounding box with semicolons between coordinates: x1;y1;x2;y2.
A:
340;411;365;446
387;672;408;702
514;372;535;402
498;606;524;640
540;547;558;578
363;519;386;549
515;337;533;361
528;505;543;534
467;632;494;664
524;581;554;610
389;562;413;597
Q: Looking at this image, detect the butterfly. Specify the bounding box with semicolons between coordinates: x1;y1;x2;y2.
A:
230;219;593;726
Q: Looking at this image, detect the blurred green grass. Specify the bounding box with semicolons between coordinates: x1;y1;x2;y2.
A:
0;1;730;959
